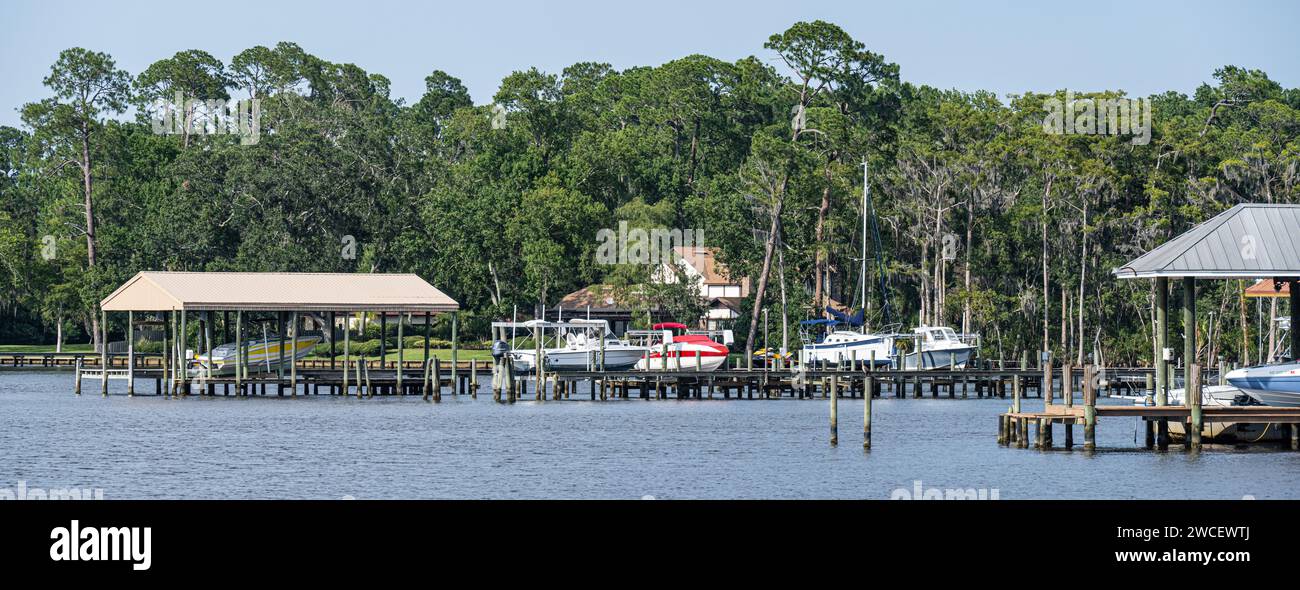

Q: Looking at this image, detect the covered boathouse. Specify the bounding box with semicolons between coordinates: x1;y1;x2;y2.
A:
1112;203;1300;448
93;272;460;396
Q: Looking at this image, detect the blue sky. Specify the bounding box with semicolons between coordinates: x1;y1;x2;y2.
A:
2;0;1298;127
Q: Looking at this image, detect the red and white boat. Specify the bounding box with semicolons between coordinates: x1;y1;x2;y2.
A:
630;323;731;371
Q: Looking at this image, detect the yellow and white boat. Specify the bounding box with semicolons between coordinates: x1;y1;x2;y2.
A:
188;334;322;377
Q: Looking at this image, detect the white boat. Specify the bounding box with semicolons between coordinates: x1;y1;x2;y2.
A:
629;323;731;371
1160;384;1286;442
508;319;647;373
799;319;894;367
902;326;978;369
1225;362;1300;407
189;333;322;377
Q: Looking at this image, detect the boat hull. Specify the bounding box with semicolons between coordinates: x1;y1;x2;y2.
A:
1225;363;1300;407
802;334;894;367
510;347;647;373
189;335;322;377
635;353;727;372
904;345;974;370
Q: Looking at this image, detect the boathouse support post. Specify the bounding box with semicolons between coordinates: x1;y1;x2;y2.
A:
379;313;387;364
100;309;108;395
235;310;243;395
342;312;350;396
179;310;188;395
1183;277;1196;395
1291;279;1300;364
204;311;213;384
127;311;135;396
290;311;298;396
276;312;285;386
1155;276;1170;447
396;313;405;394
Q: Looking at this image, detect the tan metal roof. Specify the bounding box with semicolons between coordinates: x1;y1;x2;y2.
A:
100;272;460;312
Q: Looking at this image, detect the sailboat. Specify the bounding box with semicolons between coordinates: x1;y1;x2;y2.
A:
799;309;895;367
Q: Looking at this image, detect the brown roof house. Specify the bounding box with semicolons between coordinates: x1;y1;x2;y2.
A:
558;247;750;333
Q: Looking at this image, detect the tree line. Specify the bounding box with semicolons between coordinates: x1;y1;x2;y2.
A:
1;21;1297;366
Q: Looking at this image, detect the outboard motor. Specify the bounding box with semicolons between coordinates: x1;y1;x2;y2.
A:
491;340;510;361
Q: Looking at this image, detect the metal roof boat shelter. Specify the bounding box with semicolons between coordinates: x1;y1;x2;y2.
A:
1113;204;1300;448
101;272;459;313
92;272;461;397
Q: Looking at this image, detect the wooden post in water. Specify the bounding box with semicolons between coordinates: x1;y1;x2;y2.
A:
422;356;432;401
1012;372;1021;414
1042;355;1053;406
506;354;516;404
433;356;442;402
1083;364;1096;450
74;356;83;395
449;312;458;395
829;371;838;445
864;351;874;449
361;357;371;398
234;310;243;395
1188;363;1203;450
1062;362;1073;447
470;359;478;399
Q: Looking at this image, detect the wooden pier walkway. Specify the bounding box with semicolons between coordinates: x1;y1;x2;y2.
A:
998;363;1300;452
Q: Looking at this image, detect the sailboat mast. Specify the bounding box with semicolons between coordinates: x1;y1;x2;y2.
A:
865;158;893;327
860;159;869;334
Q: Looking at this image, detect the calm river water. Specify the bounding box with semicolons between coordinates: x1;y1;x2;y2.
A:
2;371;1297;499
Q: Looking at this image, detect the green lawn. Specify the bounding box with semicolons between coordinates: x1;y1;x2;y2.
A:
0;344;95;353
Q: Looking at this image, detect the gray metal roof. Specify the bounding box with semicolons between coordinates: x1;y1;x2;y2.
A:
1114;204;1300;279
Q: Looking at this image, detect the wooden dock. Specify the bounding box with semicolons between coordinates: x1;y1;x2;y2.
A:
998;364;1300;451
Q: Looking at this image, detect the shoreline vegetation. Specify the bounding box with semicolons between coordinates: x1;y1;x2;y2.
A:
1;21;1297;368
